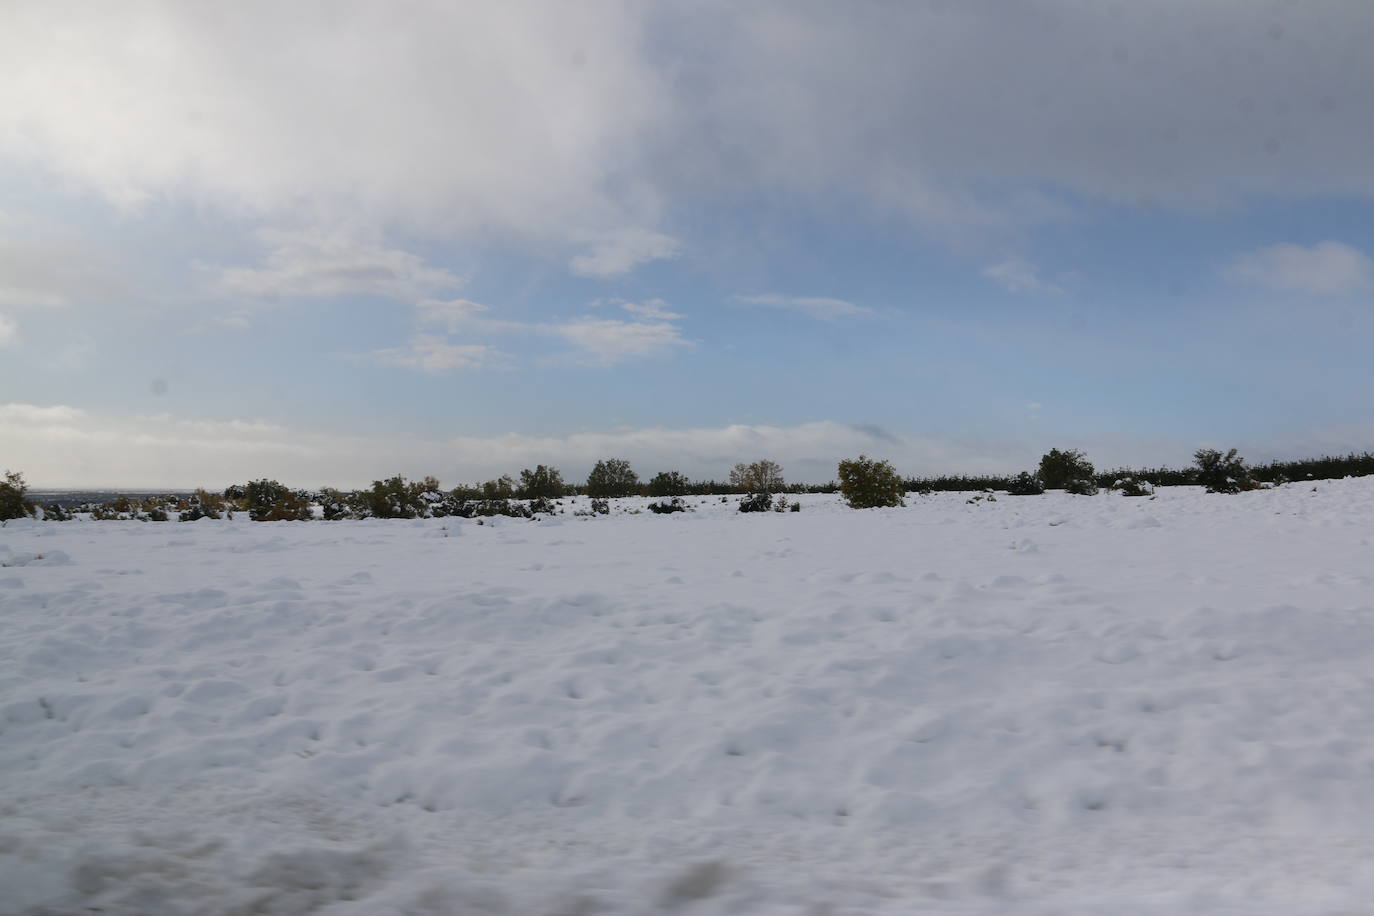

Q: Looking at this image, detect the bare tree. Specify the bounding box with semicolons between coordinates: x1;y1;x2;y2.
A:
729;459;785;493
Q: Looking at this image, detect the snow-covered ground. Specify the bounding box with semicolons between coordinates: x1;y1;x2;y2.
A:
4;482;1374;914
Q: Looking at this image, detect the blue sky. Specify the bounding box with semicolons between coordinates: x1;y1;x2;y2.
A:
3;1;1374;487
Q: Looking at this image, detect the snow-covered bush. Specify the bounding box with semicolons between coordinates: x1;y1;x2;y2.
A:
526;496;558;515
180;488;225;521
1006;472;1046;495
837;455;905;509
317;488;355;520
738;492;773;512
1112;477;1154;497
648;497;688;514
257;490;312;521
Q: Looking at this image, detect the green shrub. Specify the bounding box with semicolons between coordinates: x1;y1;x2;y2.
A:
192;488;224;519
42;502;72;521
1194;448;1254;494
647;471;691;498
0;471;35;521
518;465;566;499
586;459;639;498
1038;448;1094;490
481;475;516;499
240;479;312;521
364;475;430;519
837;455;905;509
1006;472;1045;495
1064;477;1099;496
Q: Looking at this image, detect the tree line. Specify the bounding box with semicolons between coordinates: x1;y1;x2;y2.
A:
5;448;1374;522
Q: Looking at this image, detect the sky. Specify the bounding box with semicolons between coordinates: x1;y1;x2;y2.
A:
3;0;1374;488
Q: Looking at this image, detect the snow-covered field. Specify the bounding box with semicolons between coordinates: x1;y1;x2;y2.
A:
4;482;1374;914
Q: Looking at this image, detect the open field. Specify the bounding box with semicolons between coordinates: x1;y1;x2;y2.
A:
4;482;1374;914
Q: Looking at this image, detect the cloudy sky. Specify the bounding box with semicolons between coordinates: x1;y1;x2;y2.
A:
3;0;1373;487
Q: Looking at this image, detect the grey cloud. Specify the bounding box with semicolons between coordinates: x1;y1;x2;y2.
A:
0;234;122;309
4;1;1374;261
652;0;1374;227
849;423;902;446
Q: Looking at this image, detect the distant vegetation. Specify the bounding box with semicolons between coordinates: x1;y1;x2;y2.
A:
10;448;1374;522
907;449;1374;495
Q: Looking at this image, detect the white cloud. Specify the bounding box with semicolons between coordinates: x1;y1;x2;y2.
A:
619;299;683;321
554;317;688;366
394;297;689;369
0;3;667;261
733;294;870;320
0;402;86;424
568;229;680;278
371;335;500;373
416;298;494;329
0;313;16;346
1223;241;1373;295
218;228;464;301
983;258;1061;295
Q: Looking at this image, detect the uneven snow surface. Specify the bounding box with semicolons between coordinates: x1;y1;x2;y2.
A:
4;483;1374;914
